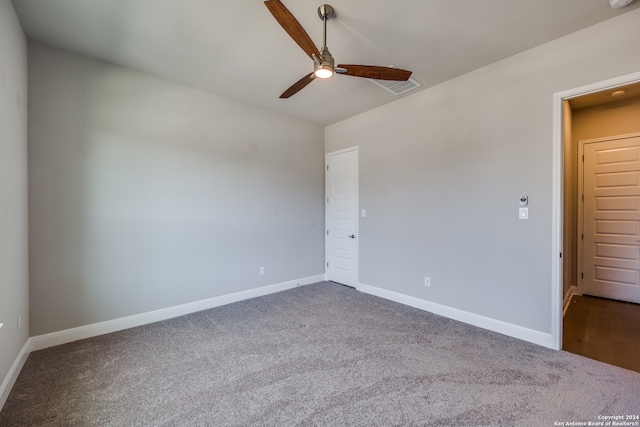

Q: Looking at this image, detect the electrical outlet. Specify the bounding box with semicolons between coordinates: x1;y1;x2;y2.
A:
424;276;431;287
259;267;265;275
17;314;22;333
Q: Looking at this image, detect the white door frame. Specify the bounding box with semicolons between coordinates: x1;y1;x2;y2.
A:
325;146;359;286
552;70;640;350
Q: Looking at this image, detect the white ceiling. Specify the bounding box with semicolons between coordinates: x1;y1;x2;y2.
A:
12;0;640;126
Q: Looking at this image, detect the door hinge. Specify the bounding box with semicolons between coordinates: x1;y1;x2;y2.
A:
581;272;584;279
327;165;329;171
327;197;329;203
326;230;329;236
581;233;584;240
327;262;329;268
582;194;584;201
582;155;584;162
559;252;562;258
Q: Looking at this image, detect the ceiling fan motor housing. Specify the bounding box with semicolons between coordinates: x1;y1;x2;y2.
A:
319;47;334;67
315;46;335;78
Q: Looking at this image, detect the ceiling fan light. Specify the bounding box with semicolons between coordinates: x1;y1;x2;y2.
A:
314;65;334;79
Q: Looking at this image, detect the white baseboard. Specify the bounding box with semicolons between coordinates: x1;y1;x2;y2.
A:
357;283;554;349
0;340;31;412
563;285;579;317
30;275;324;351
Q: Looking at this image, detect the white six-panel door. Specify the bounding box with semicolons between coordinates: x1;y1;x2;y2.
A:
580;133;640;304
325;148;358;287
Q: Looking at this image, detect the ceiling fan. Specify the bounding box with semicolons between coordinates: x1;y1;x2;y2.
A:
264;0;413;98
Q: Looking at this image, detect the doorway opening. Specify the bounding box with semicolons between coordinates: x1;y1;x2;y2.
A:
553;72;640;365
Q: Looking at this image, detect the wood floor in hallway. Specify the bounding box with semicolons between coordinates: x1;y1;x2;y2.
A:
563;294;640;373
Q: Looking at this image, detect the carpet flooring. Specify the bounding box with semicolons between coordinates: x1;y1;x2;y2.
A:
1;282;639;426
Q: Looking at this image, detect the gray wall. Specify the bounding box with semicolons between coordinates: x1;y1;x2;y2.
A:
28;43;325;336
0;0;29;396
325;9;640;334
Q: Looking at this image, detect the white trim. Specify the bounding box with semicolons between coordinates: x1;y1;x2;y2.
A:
551;94;564;351
551;71;640;352
0;340;31;412
563;285;579;317
357;283;554;349
30;275;324;351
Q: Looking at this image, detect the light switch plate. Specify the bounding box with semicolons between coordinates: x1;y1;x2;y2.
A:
519;207;529;219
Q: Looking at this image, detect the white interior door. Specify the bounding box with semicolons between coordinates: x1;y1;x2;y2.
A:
581;133;640;304
326;148;358;287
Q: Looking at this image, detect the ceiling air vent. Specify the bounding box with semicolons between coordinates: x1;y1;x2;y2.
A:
368;73;422;96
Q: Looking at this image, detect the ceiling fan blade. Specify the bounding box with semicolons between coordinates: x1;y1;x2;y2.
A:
264;0;322;61
336;65;412;81
280;73;316;98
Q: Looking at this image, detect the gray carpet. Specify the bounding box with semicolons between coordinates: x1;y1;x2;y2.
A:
1;282;639;426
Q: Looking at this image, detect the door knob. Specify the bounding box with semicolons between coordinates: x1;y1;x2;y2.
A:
348;234;355;239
